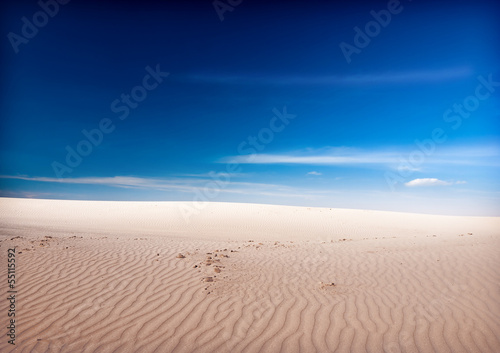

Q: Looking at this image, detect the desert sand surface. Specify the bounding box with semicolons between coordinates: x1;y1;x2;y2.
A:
0;197;499;353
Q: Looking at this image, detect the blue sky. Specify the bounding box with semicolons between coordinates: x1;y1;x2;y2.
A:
1;0;499;216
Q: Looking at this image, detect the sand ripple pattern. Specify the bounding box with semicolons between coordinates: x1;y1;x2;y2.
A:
0;199;499;352
0;234;499;353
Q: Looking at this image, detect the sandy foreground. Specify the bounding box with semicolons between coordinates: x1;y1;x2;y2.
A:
0;197;499;353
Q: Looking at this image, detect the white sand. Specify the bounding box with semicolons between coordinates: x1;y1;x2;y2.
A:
1;197;499;352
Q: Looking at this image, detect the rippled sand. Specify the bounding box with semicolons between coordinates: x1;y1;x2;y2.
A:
1;198;499;352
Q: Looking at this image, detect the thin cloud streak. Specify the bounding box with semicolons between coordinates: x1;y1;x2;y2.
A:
222;154;395;165
187;66;472;86
0;175;316;199
404;178;466;187
405;178;453;187
219;145;500;167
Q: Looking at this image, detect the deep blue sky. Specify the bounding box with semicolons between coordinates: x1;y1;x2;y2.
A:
1;0;499;215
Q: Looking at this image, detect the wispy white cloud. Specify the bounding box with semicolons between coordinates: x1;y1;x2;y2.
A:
0;175;316;199
220;150;396;165
187;66;472;86
405;178;466;187
397;165;422;172
306;171;322;176
174;172;248;178
219;144;500;168
0;175;191;190
0;190;55;199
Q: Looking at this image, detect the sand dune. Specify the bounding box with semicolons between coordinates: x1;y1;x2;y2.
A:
0;197;499;352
